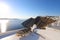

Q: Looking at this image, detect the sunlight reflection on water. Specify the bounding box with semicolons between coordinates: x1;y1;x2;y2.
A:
0;20;9;33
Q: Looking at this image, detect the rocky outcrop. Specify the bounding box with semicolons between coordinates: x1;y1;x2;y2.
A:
22;16;56;30
22;18;35;28
35;16;56;29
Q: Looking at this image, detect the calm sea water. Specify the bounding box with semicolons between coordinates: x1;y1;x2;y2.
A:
0;19;25;33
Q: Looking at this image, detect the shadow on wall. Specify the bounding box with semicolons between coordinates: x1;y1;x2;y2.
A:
6;19;25;31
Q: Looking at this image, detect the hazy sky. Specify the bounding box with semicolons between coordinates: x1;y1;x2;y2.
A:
0;0;60;19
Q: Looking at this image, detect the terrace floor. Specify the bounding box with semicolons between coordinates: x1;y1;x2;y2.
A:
1;27;60;40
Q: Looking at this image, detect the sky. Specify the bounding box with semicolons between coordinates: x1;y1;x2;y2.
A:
0;0;60;19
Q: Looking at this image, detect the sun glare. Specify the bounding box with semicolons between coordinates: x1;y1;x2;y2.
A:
0;20;9;33
0;2;10;18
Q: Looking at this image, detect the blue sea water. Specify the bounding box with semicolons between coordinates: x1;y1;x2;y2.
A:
0;18;25;32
